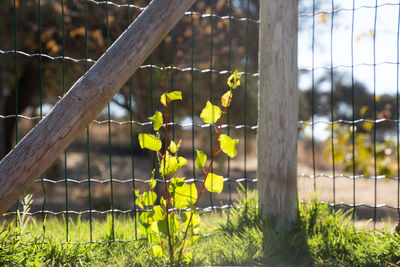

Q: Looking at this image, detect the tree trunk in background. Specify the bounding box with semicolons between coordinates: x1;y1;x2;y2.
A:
257;0;299;228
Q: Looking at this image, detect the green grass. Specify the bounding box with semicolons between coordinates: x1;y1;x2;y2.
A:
1;192;400;266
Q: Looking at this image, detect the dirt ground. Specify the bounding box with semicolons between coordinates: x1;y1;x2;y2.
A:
10;121;400;229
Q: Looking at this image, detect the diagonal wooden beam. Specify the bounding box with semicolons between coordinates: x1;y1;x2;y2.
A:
0;0;196;215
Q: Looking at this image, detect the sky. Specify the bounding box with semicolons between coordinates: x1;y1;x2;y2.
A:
298;0;400;96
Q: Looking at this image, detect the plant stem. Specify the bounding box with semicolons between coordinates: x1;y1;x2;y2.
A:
161;78;174;264
177;106;229;266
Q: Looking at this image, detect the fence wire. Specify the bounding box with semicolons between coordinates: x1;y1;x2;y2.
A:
1;0;400;245
0;0;258;244
299;0;400;229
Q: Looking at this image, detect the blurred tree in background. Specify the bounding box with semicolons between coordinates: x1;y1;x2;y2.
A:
0;0;260;158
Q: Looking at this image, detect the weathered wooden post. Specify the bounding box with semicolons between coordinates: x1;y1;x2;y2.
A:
0;0;196;215
257;0;299;228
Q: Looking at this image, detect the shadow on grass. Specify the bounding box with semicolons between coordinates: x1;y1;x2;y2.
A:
260;213;312;267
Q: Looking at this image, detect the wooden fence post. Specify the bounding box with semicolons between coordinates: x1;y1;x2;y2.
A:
0;0;196;215
257;0;299;228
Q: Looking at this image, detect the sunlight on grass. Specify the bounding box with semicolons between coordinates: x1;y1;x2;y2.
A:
1;191;400;266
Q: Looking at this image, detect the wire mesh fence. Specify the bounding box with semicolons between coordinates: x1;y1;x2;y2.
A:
298;0;400;228
0;0;259;243
1;0;400;245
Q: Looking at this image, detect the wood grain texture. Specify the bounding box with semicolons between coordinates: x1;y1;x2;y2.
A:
0;0;196;215
257;0;299;228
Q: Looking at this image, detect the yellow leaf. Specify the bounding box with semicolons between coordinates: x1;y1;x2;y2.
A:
200;101;221;124
221;91;232;108
227;70;241;89
205;173;223;193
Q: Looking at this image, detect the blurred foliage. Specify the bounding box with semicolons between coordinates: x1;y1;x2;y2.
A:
323;105;397;177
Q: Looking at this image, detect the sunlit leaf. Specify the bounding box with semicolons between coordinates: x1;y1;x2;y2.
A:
140;211;153;224
200;101;221;124
143;191;157;206
160;154;186;176
167;91;182;101
205;173;223;193
218;134;239;158
134;189;140;197
177;157;187;169
170;177;185;190
195;150;207;169
149;206;164;221
183;211;201;227
168;139;182;154
148;111;163;131
160;154;178;176
135;196;144;210
152;245;163;257
221;90;232;108
149;178;156;190
160;91;182;106
169;141;178;154
174;183;197;209
138;133;162;151
227;70;241;89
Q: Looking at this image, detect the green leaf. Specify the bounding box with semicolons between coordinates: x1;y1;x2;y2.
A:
160;154;186;176
170;177;185;189
169;214;180;235
160;154;178;176
218;134;239;158
160;91;182;106
174;183;197;209
143;191;157;206
227;70;241;89
138;133;162;151
205;173;224;193
149;206;164;221
149;178;156;190
221;90;233;108
139;222;152;236
177;156;187;169
135;195;144;210
154;220;168;236
200;101;221;124
167;91;182;101
160;196;167;210
169;140;182;154
169;141;177;154
134;189;140;197
145;232;160;243
140;211;153;224
152;245;163;257
183;211;201;227
195;150;207;169
155;215;179;236
148;111;163;131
